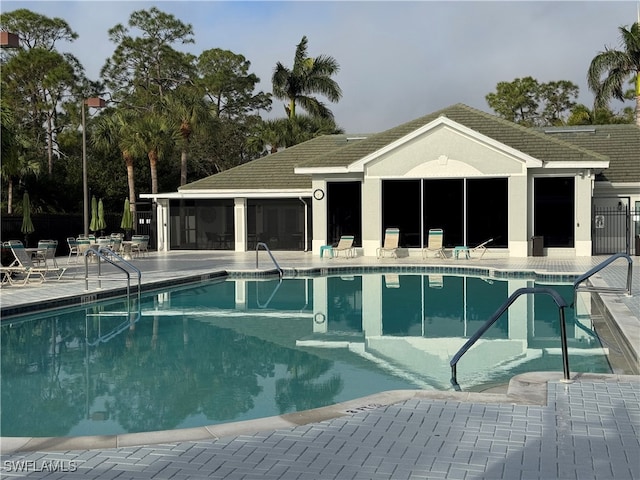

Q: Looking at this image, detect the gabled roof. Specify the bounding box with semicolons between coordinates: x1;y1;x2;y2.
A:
295;103;608;170
180;134;362;191
178;103;621;194
536;124;640;183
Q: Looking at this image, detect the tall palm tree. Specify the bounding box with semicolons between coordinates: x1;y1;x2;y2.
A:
163;87;210;186
272;36;342;120
129;113;179;194
92;110;139;216
587;22;640;126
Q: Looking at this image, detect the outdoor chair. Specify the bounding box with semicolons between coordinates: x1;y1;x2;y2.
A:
422;229;446;259
130;235;149;258
67;237;80;264
377;228;400;258
469;238;493;259
333;235;356;258
3;240;52;285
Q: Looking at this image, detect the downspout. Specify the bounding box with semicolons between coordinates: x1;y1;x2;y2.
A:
299;197;309;252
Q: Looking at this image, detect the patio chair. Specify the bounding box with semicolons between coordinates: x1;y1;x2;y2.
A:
131;235;149;258
67;237;80;264
333;235;356;258
470;238;493;260
377;228;400;258
422;229;446;259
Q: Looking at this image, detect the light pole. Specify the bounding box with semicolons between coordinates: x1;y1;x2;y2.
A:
0;31;19;48
81;97;106;236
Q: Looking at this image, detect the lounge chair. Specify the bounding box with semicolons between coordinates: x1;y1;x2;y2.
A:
333;235;356;258
384;274;400;288
377;228;400;258
470;238;493;260
3;240;50;285
422;229;446;259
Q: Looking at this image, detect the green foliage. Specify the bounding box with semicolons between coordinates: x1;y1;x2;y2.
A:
587;22;640;126
272;36;342;119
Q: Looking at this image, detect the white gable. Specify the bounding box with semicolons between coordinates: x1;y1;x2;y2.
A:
350;117;541;178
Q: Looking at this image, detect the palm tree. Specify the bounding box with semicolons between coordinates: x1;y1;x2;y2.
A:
587;22;640;126
129;113;179;194
272;36;342;120
163;87;210;186
92;110;139;216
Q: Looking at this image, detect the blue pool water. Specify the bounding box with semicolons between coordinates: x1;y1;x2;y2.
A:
0;273;610;437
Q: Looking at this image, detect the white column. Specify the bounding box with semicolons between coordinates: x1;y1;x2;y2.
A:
311;179;328;254
361;178;382;256
234;197;247;252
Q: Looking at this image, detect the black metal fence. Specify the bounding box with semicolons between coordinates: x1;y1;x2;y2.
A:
592;207;639;255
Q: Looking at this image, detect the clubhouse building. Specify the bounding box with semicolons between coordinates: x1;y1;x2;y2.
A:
143;104;640;257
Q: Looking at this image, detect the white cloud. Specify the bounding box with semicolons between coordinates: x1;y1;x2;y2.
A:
3;1;636;132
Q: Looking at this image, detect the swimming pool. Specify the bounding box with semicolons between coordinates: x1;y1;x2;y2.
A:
0;272;610;438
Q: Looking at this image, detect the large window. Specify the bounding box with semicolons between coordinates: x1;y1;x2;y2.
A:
534;177;574;248
381;178;508;248
327;182;362;245
423;179;464;246
382;180;420;247
467;178;508;247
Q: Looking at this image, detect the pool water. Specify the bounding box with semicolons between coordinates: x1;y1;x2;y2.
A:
0;273;610;438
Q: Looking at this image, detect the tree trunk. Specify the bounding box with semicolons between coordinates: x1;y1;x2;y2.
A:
180;149;188;186
7;178;13;214
149;149;159;194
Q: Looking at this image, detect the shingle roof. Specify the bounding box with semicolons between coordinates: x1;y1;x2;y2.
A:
536;124;640;183
181;104;634;192
180;134;359;191
297;103;608;168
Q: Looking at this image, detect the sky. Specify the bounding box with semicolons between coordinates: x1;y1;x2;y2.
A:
2;1;638;133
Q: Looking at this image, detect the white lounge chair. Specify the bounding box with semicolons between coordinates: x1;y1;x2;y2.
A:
470;238;493;259
3;240;49;285
377;228;400;258
333;235;356;258
422;229;446;259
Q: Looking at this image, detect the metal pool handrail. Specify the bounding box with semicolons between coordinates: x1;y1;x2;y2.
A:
255;242;283;277
84;246;142;297
450;287;570;390
573;253;633;296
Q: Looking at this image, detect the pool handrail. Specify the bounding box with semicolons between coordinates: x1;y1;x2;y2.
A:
573;253;633;297
84;246;142;298
450;287;570;390
255;242;283;277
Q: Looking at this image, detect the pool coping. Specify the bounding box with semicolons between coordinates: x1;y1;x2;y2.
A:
0;264;582;319
2;371;636;454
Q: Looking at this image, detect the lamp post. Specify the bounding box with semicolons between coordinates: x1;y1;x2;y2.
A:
0;31;19;48
81;97;106;236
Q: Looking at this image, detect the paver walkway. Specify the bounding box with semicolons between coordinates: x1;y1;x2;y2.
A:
1;375;638;479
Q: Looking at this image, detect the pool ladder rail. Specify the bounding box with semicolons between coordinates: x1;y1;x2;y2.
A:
449;253;633;391
83;246;142;298
255;242;284;278
573;252;633;298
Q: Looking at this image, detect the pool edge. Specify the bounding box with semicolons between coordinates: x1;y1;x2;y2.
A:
3;372;637;454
